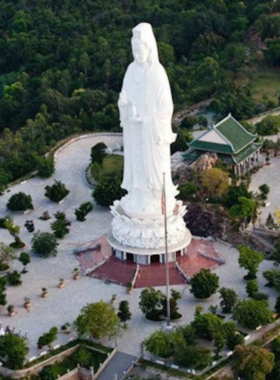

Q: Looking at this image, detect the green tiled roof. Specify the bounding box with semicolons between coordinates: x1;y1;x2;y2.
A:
189;140;234;153
181;148;203;161
233;143;263;164
216;115;256;153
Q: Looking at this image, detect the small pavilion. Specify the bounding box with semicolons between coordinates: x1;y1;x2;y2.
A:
182;114;262;176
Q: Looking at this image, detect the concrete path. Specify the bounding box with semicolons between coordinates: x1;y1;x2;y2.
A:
97;352;137;380
249;156;280;223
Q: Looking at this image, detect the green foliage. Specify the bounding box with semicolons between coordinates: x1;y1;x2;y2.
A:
246;279;259;297
0;242;15;270
75;301;121;340
224;184;252;209
91;143;107;166
118;300;132;324
271;336;280;355
0;334;29;369
45;181;70;203
180;116;197;129
263;269;280;290
192;311;223;340
18;251;30;271
139;287;165;319
238;245;264;279
256;115;280;136
229;197;256;224
7;192;33;211
37;157;55;178
178;182;199;200
37;327;58;349
32;231;58;257
219;287;238;313
275;295;280;315
233;299;272;329
93;175;126;207
234;345;274;380
190;269;219;299
75;202;93;221
7;270;22;286
51;212;71;239
0;277;7;306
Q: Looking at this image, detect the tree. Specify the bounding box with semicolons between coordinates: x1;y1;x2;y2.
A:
229;197;256;225
144;330;173;359
238;245;264;280
0;242;15;271
93;175;126;207
18;251;30;272
75;202;93;221
201;168;229;199
234;345;274;380
45;180;70;203
51;211;71;239
219;287;238;313
271;336;280;355
7;192;33;211
192;311;223;340
91;143;107;166
37;327;58;349
37;157;55;178
224;183;252;208
0;334;29;369
4;219;25;248
32;232;58;257
0;277;7;306
75;301;121;340
213;330;227;358
275;295;280;315
180;116;197;129
256;115;280;136
139;287;165;320
246;279;259;298
233;299;272;329
190;269;219;299
259;184;270;201
118;300;132;326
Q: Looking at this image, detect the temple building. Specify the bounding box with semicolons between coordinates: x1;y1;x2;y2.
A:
182;114;263;176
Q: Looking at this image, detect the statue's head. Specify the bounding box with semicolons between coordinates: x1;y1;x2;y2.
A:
131;23;159;64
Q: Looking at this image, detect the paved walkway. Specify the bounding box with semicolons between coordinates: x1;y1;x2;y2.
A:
0;134;278;363
97;352;137;380
249;156;280;223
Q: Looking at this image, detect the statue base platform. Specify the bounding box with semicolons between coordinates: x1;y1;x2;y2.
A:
108;199;192;265
107;230;192;265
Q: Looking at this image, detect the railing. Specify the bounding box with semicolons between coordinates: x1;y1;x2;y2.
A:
175;262;191;283
198;251;226;264
132;265;140;288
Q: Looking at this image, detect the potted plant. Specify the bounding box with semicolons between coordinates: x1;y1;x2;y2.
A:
61;322;71;334
7;304;16;316
41;287;49;298
126;281;133;295
110;294;117;304
58;278;65;288
72;268;80;280
24;297;31;310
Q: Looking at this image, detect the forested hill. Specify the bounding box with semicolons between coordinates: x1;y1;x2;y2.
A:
0;0;280;188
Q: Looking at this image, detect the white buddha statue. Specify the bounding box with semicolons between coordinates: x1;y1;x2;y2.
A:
118;23;178;219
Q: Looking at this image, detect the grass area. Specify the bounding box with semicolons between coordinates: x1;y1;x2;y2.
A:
249;68;280;102
91;154;124;180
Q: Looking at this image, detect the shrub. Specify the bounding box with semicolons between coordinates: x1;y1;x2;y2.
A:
32;232;58;257
45;181;70;203
7;270;22;286
0;277;7;306
227;332;245;350
91;142;107;165
75;202;93;221
7;192;33;211
190;269;219;299
233;299;272;329
51;212;71;239
37;327;58;349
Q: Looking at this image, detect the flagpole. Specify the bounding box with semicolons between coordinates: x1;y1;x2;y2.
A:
163;172;171;329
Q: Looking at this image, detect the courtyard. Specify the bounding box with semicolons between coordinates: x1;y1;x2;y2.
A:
0;133;278;363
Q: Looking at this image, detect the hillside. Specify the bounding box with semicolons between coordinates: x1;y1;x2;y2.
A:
0;0;280;188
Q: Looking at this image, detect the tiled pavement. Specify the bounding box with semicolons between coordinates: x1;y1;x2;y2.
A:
89;238;221;287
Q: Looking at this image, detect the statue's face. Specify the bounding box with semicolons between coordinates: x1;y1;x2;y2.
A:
132;39;149;64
